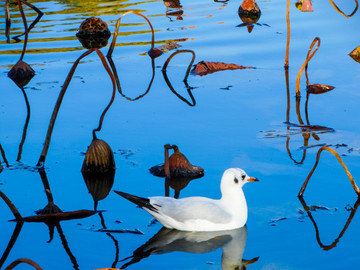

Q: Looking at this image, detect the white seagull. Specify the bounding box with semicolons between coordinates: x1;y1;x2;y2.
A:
114;168;258;232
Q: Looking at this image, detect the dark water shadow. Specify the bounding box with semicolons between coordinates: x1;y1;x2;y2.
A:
120;226;259;269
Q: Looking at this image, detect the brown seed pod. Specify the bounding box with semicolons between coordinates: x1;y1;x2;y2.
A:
150;145;204;179
82;170;115;209
81;139;115;173
238;0;261;24
8;60;35;88
76;17;111;49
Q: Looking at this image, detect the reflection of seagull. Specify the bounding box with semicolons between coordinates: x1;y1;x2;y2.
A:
120;226;259;269
114;168;258;231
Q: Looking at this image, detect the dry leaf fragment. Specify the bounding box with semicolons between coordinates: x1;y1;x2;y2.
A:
15;210;99;222
191;61;254;76
306;84;335;94
349;46;360;63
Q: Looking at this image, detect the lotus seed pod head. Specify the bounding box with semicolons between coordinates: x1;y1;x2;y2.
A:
81;139;115;173
76;17;111;49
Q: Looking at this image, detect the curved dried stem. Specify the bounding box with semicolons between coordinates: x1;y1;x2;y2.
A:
5;258;42;270
16;0;28;60
162;50;196;106
285;0;290;68
37;49;95;167
285;135;308;165
0;190;22;221
107;56;155;101
328;0;358;18
299;196;360;251
5;0;10;43
298;146;360;197
295;37;320;97
0;222;23;269
107;11;155;58
12;0;44;42
56;224;79;270
16;87;30;161
0;144;9;167
92;49;117;139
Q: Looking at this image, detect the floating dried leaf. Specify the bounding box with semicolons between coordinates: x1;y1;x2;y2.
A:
8;60;35;88
306;84;335;94
15;210;99;223
191;61;254;76
349;45;360;63
301;0;313;12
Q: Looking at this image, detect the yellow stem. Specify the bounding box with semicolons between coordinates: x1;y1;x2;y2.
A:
295;37;320;97
298;146;360;197
107;11;155;58
328;0;358;18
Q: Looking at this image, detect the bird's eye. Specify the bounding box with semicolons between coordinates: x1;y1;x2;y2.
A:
234;178;239;184
241;175;245;180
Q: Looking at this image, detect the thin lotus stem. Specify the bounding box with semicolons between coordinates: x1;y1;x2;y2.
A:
285;0;290;68
17;0;28;61
16;87;30;161
4;258;42;270
164;144;171;178
285;137;307;165
107;56;154;101
299;196;360;251
12;0;44;42
37;49;95;167
162;50;196;106
107;11;155;58
0;190;22;221
162;50;196;81
295;37;320;97
328;0;358;18
298;146;360;197
56;224;79;270
39;169;55;204
5;0;10;42
0;221;23;269
295;95;304;125
305;92;310;125
98;212;120;268
92;49;117;139
0;144;9;167
285;66;290;122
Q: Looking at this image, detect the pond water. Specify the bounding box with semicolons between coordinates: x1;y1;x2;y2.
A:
1;0;360;269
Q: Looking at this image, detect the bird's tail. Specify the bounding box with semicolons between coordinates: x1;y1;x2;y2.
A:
114;191;159;213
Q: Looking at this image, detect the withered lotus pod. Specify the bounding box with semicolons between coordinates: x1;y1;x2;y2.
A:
238;0;261;24
306;84;335;94
8;60;35;88
76;17;111;49
82;170;115;209
81;139;115;173
148;47;163;59
150;145;204;179
164;0;182;9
